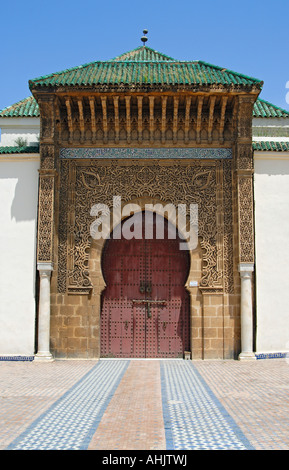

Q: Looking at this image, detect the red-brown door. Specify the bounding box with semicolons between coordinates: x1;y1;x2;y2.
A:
100;212;190;358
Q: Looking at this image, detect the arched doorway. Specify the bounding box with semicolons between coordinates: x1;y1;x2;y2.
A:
100;211;190;358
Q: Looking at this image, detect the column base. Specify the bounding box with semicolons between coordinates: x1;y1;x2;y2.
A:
238;351;256;361
34;352;54;362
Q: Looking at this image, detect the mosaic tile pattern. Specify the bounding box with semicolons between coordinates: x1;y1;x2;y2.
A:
160;361;254;450
0;356;34;362
0;360;98;450
7;360;129;450
255;352;287;360
3;359;288;450
60;147;232;160
193;359;289;450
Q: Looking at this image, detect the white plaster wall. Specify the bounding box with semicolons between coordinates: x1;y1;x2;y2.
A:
253;117;289;128
254;153;289;353
0;117;40;147
0;157;40;355
253;136;289;142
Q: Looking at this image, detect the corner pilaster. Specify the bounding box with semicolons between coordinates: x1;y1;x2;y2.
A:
35;94;57;362
235;95;257;360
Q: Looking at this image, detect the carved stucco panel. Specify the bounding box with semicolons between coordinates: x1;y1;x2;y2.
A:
57;159;233;294
37;174;55;263
238;175;254;264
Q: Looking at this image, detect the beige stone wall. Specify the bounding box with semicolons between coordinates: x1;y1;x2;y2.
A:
50;293;101;359
49;216;241;360
190;291;241;360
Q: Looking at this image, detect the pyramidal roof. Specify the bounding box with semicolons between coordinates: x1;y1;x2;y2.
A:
28;45;263;90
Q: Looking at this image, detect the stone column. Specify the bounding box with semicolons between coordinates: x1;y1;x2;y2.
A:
34;263;54;362
238;263;255;360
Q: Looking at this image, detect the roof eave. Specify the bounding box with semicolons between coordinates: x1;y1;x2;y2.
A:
30;82;263;95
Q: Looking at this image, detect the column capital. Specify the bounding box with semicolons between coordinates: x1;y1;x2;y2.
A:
238;263;254;274
37;262;53;274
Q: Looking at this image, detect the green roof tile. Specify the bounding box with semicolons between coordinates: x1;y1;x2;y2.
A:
252;141;289;151
28;46;263;90
0;145;39;154
0;96;40;117
28;61;263;89
253;98;289;118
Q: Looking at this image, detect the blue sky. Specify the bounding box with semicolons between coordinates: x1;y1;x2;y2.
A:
1;0;289;111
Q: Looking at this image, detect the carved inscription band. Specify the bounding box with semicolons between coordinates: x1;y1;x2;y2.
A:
60;148;232;160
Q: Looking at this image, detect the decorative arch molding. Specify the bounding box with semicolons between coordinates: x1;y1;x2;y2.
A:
90;200;196;292
57;155;234;296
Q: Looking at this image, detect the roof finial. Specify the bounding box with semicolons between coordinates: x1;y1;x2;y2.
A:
141;29;148;46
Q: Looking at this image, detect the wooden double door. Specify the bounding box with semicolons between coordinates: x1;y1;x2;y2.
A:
100;212;190;358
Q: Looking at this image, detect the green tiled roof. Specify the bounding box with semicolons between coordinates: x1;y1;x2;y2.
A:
28;46;263;90
0;145;39;154
252;141;289;151
253;99;289;118
0;96;40;118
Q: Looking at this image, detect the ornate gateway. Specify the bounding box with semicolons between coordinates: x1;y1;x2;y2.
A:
31;43;262;361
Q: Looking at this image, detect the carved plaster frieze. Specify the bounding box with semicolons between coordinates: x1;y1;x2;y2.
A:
37;174;55;263
57;156;234;294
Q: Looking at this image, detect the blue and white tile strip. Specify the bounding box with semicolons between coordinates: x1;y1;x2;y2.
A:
161;360;254;450
0;356;34;361
7;360;129;450
255;352;287;360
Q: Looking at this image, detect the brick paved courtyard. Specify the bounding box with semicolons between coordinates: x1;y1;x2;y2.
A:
1;358;288;450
